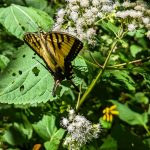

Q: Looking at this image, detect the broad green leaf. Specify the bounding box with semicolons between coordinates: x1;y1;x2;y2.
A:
59;85;75;100
73;57;88;73
101;20;120;35
44;128;65;150
33;115;57;141
130;44;142;57
0;4;54;39
100;136;117;150
108;70;135;92
2;122;28;146
0;45;56;104
135;29;146;38
110;100;148;126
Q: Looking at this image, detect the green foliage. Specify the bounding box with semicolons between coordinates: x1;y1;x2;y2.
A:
33;115;65;150
0;4;53;39
0;45;56;104
0;0;150;150
100;136;117;150
130;44;142;57
2;113;32;146
110;100;148;126
106;70;135;92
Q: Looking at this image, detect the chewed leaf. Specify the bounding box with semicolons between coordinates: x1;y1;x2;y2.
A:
0;45;56;104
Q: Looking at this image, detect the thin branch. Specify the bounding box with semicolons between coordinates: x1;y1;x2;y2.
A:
88;52;104;69
108;56;150;68
76;38;120;111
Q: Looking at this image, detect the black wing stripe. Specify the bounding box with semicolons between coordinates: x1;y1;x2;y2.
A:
55;33;59;41
60;34;64;42
56;34;61;49
65;34;70;42
49;34;55;52
45;38;57;65
24;34;39;50
66;39;83;62
31;34;41;48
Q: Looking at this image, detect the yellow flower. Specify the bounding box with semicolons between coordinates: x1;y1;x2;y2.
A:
102;105;119;122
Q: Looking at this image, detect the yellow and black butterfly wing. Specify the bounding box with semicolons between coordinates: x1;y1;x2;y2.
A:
23;31;59;77
23;31;83;81
45;31;83;79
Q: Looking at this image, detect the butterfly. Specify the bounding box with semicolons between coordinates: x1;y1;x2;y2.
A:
23;31;83;96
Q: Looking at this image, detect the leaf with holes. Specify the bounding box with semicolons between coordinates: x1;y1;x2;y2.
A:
0;45;56;104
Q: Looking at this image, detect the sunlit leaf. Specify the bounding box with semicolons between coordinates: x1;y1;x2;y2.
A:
110;100;148;126
44;128;65;150
0;45;56;104
0;4;53;39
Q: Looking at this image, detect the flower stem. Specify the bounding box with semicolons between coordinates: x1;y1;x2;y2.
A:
76;39;119;111
108;56;150;68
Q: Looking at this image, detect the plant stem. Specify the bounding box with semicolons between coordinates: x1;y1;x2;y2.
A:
108;56;150;68
76;39;119;111
82;54;150;70
143;124;150;136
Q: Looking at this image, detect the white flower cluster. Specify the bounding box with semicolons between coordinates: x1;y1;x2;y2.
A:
53;0;150;45
61;109;101;149
114;1;150;33
53;0;113;45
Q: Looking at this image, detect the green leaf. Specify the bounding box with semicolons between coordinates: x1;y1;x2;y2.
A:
0;4;54;39
2;122;28;146
101;20;120;35
99;117;112;129
0;45;56;104
33;115;57;141
26;0;48;10
135;29;146;38
73;57;88;73
44;128;65;150
130;44;142;57
100;136;117;150
72;57;88;88
108;70;135;92
132;92;149;104
110;100;148;126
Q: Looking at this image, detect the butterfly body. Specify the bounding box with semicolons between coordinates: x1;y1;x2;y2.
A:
23;31;83;95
